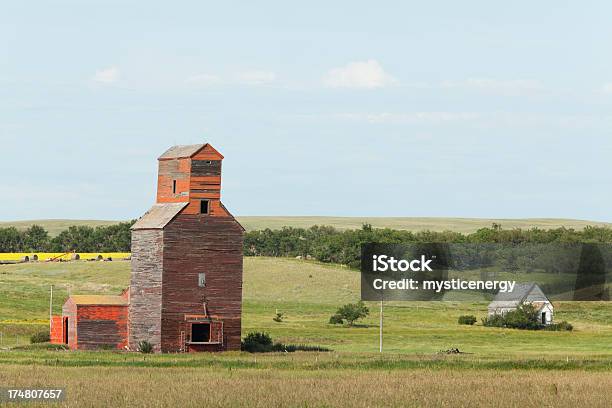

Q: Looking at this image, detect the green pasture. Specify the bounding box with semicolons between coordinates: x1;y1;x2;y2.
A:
0;257;610;358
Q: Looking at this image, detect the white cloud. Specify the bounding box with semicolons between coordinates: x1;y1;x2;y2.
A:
441;78;542;95
324;60;396;89
93;66;120;84
185;73;222;87
602;83;612;94
234;71;276;85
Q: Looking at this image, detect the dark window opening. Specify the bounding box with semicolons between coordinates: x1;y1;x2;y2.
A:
191;323;211;343
200;200;209;214
541;312;546;324
172;180;177;194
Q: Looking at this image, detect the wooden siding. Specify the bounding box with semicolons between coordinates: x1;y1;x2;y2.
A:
183;155;224;215
156;158;191;203
190;175;221;185
75;305;128;350
155;144;227;216
191;160;221;176
50;316;64;344
62;300;78;350
160;214;244;352
182;199;229;216
129;229;164;352
191;144;223;161
190;170;221;200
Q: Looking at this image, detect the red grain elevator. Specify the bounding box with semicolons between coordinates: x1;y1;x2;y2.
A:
129;143;244;352
50;143;243;352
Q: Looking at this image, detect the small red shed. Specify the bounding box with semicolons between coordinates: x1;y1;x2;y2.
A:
50;293;128;350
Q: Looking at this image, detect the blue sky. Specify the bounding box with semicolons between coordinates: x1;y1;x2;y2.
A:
1;1;612;221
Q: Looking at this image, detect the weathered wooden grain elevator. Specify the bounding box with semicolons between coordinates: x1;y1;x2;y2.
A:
51;143;244;352
129;143;244;352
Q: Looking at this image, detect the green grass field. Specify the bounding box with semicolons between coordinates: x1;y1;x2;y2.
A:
3;216;612;235
1;258;611;356
1;258;611;407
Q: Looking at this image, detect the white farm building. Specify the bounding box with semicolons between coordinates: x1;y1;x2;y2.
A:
488;282;553;325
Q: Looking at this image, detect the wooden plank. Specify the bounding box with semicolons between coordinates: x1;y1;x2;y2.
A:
191;144;224;161
75;305;128;350
160;214;244;352
128;229;164;352
191;160;221;177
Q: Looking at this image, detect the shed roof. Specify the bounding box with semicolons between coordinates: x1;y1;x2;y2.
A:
131;202;188;230
69;295;128;306
158;144;205;160
492;282;536;302
488;282;551;310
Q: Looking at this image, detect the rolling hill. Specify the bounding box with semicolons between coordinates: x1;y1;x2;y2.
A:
1;216;611;236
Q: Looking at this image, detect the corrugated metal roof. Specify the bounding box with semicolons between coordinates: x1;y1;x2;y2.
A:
69;295;128;306
158;144;205;160
131;202;188;230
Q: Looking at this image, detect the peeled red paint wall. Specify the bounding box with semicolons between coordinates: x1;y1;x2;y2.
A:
49;316;63;344
76;305;128;350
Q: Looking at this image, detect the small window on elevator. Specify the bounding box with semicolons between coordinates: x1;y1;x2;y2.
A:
200;200;209;214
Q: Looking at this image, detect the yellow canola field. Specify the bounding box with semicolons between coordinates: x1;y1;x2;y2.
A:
0;252;131;261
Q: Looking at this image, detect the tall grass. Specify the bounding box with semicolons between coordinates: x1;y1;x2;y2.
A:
1;363;611;407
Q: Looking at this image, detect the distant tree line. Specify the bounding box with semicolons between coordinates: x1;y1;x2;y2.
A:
3;222;612;268
244;223;612;268
0;222;135;252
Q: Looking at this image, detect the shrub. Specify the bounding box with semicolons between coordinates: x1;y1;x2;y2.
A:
328;314;344;325
458;315;477;325
137;340;154;353
241;332;331;353
30;331;50;344
483;304;570;331
482;313;505;327
330;301;369;326
483;304;541;329
545;321;573;331
241;332;273;352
